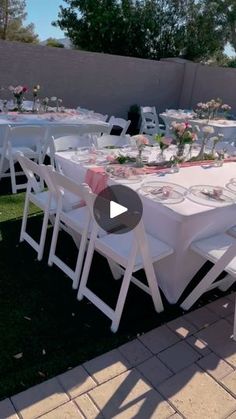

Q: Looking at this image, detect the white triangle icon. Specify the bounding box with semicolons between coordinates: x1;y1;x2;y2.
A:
110;200;128;219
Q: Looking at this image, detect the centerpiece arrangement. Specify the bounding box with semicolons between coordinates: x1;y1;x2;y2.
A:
9;85;28;112
195;98;231;120
171;122;197;158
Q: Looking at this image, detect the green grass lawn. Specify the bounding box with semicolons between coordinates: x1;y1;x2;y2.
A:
0;180;235;400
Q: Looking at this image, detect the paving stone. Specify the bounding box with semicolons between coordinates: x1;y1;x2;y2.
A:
169;414;183;419
157;341;200;373
196;319;236;367
221;371;236;397
0;398;19;419
39;401;83;418
185;306;219;330
138;325;180;354
11;378;69;419
167;317;197;339
118;339;152;367
226;293;235;303
75;394;102;419
207;297;234;318
186;335;211;357
83;349;129;385
89;369;174;418
227;410;236;418
226;314;234;325
197;353;234;381
137;356;173;388
158;364;236;419
57;365;97;399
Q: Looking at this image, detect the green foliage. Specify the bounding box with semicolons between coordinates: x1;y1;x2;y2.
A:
54;0;227;61
0;0;38;43
45;37;65;48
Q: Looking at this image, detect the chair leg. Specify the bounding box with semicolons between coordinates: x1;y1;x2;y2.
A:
77;231;96;301
143;259;164;313
37;208;50;261
48;210;61;267
9;157;17;194
234;295;236;341
72;217;91;290
110;247;137;333
20;191;30;242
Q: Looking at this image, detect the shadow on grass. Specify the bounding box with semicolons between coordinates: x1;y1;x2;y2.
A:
0;190;235;402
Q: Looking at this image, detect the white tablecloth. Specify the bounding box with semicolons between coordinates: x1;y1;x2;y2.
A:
160;112;236;142
55;151;236;303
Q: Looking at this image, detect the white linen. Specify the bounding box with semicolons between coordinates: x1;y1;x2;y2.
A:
160;112;236;142
55;150;236;303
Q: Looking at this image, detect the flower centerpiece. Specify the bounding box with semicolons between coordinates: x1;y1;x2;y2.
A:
9;85;28;112
32;85;40;112
171;122;197;159
131;134;149;167
195;99;231;120
154;133;172;160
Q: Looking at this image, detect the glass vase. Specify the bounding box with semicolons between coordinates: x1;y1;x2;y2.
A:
136;148;144;168
16;97;23;113
176;143;185;158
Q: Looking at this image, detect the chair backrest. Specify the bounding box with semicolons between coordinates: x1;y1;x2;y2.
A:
8;125;46;150
50;170;88;205
17;153;45;193
96;134;131;148
140;106;160;135
108;116;131;135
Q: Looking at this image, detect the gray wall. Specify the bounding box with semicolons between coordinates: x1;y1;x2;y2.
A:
0;40;183;117
179;62;236;113
0;40;236;117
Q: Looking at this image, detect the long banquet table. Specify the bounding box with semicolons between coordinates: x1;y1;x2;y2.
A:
55;150;236;304
160;112;236;142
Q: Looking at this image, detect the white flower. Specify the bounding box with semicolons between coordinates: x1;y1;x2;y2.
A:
202;126;214;134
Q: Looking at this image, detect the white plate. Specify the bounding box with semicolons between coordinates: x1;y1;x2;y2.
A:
139;181;187;204
188;185;236;207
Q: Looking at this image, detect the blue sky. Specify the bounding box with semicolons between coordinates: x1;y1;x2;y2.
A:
25;0;65;40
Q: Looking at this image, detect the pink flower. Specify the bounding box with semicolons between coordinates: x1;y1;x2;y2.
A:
106;154;116;163
22;86;28;93
14;85;23;94
132;134;149;146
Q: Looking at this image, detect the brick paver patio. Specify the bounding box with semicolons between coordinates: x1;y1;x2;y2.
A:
1;294;236;418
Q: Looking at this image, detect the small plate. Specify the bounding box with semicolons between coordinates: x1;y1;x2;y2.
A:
226;178;236;192
139;181;187;204
188;185;236;207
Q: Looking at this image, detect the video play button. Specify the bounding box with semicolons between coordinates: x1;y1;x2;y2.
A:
93;184;143;234
110;201;128;219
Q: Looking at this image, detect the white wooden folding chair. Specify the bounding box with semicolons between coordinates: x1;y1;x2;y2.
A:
45;123;111;169
0;125;46;193
140;106;165;136
96;134;131;149
77;186;173;332
181;233;236;339
17;154;58;261
48;171;91;289
108;116;131;135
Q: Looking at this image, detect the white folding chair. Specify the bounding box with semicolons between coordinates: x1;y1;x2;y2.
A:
140;106;165;136
181;233;236;339
108;116;131;135
17;154;59;261
77;186;173;332
46;123;111;168
96;134;131;149
0;125;46;194
48;171;91;289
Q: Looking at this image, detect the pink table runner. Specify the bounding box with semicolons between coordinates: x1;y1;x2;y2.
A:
84;158;236;194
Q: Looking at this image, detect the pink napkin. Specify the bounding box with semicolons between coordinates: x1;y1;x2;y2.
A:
85;167;108;193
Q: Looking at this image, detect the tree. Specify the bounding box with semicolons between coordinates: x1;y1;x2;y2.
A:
46;37;65;48
0;0;38;43
54;0;226;61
